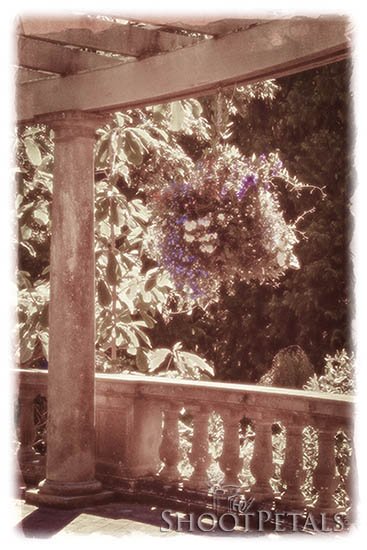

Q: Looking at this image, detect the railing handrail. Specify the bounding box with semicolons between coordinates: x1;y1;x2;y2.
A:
14;368;355;405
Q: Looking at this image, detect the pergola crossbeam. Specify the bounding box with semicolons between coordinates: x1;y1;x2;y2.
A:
17;17;350;122
16;67;59;84
126;16;265;35
19;15;205;58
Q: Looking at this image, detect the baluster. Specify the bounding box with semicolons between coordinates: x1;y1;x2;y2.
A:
159;404;181;483
342;427;355;524
250;416;274;503
281;414;306;510
313;416;338;512
219;410;242;486
17;394;36;465
187;406;211;490
343;428;354;503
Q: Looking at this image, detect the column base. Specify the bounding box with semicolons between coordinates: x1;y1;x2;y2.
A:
38;478;103;496
25;479;115;509
24;487;115;509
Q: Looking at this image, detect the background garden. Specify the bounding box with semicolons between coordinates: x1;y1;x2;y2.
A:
16;59;353;390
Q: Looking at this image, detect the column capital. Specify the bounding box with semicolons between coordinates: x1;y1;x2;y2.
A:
35;110;107;140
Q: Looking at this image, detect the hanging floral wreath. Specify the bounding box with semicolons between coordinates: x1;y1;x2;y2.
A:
149;143;301;303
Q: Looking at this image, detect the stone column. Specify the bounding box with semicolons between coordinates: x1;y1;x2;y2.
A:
25;111;111;508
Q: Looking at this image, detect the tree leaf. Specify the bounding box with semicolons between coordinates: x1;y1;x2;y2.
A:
152;104;166;123
33;208;49;225
38;331;49;359
20;334;37;363
95;198;109;222
169;101;186;132
172;341;183;352
20;241;37;257
131;128;156;149
132;325;152;348
124;130;144;166
24;137;42;166
39;304;49;328
97;279;112;307
190;99;203;119
106;251;121;286
178;351;214;377
141;310;156;328
20;224;32;239
148;348;171;372
118;291;135;314
136;348;149;372
144;268;158;292
96;137;110;165
141;290;152;304
110;201;119;226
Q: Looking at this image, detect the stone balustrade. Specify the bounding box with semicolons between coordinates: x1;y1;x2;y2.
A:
15;369;354;516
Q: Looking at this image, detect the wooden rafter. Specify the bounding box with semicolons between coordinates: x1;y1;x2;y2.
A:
18;15;206;58
17;36;132;75
127;16;265;35
17;17;350;122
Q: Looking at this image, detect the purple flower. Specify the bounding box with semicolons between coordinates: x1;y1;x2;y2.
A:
271;160;284;177
177;215;188;225
236;173;258;200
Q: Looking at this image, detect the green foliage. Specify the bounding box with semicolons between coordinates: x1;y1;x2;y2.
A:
17;273;49;364
147;342;214;380
16;64;350;386
303;349;355;395
259;345;314;389
192;60;352;381
16;126;52;281
16;100;214;375
302;350;354;509
94;175;175;369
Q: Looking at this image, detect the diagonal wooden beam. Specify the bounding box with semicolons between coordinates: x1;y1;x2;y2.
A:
19;15;204;57
17;17;350;123
17;36;132;75
16;67;59;84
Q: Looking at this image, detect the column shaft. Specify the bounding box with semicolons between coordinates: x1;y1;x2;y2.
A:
25;112;112;506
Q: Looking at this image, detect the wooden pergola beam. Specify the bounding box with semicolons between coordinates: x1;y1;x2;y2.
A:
17;36;131;75
16;67;59;84
17;17;350;122
19;15;204;58
126;16;264;35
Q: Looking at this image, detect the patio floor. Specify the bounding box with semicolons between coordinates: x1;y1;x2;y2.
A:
15;498;183;538
15;497;353;539
14;497;267;539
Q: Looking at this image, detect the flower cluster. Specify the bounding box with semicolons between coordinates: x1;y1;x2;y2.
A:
149;145;300;303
